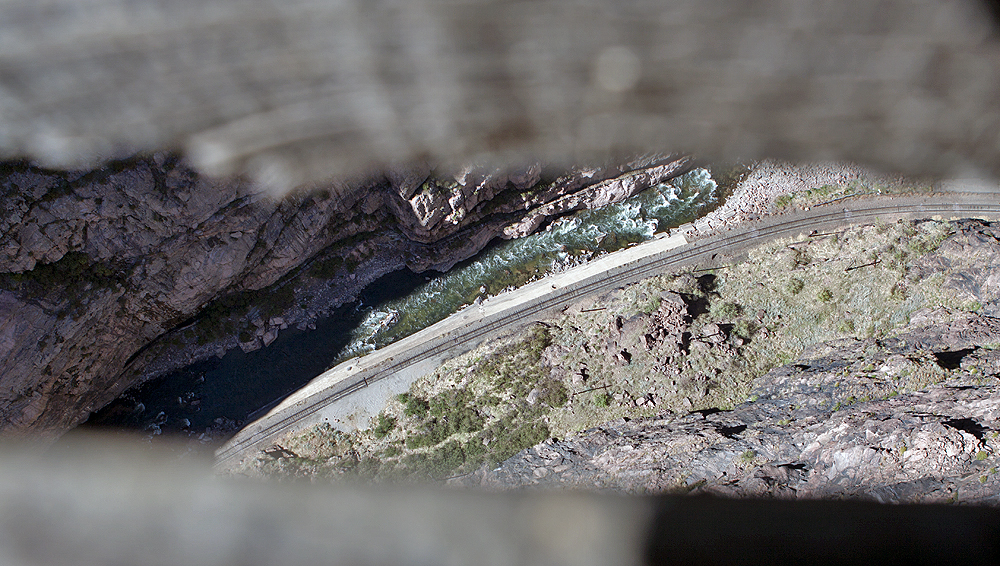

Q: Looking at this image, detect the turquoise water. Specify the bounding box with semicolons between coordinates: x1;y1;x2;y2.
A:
82;167;722;438
337;167;719;363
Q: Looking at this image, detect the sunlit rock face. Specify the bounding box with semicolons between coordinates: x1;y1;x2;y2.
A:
472;221;1000;504
478;311;1000;503
0;154;691;438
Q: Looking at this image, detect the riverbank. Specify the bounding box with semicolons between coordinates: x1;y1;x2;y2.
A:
230;192;1000;482
79;156;716;443
1;153;708;437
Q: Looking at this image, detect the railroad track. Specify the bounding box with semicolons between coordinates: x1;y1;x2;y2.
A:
215;195;1000;468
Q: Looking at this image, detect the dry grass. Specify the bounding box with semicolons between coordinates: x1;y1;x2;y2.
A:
772;176;935;211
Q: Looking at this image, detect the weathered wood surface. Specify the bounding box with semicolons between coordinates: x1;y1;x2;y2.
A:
1;0;999;190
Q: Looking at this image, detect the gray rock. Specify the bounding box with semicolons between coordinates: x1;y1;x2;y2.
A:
475;303;1000;505
0;154;692;438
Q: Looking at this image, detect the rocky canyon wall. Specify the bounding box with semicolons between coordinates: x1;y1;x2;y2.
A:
0;153;691;438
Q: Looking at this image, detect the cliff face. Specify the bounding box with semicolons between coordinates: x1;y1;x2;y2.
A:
480;310;1000;504
235;215;1000;503
0;154;691;437
471;220;1000;504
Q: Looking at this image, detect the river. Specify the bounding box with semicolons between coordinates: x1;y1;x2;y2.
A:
80;167;730;441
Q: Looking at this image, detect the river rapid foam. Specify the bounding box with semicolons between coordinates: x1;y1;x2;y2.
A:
82;168;723;442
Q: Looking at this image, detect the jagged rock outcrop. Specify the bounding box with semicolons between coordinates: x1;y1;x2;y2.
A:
474;308;1000;504
458;219;1000;503
0;153;691;437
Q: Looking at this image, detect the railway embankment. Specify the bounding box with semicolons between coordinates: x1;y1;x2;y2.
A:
220;194;1000;476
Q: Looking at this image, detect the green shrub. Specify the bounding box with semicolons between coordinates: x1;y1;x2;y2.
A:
786;278;805;295
404;388;484;449
594;391;612;407
817;288;834;303
373;413;397;439
192;281;298;344
398;393;430;418
774;194;793;209
9;250;127;298
538;380;569;407
405;433;435;450
710;301;742;320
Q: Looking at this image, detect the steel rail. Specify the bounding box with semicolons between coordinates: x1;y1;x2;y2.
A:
215;197;1000;466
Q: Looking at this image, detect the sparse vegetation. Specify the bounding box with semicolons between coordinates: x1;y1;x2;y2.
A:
252;218;979;484
373;413;396;439
0;250;130;317
308;256;344;279
259;324;561;481
194;282;297;345
771;177;934;211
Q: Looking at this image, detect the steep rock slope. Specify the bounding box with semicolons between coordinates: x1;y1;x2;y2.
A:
480;310;1000;504
242;218;1000;503
473;220;1000;503
0;154;691;437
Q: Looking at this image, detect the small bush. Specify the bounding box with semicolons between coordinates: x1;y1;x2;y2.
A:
538;380;569;407
640;296;662;314
525;325;553;357
710;301;742;320
594;392;611;407
786;278;805;295
734;319;754;339
817;288;834;303
890;284;907;301
309;256;345;279
398;393;430;418
373;413;396;439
